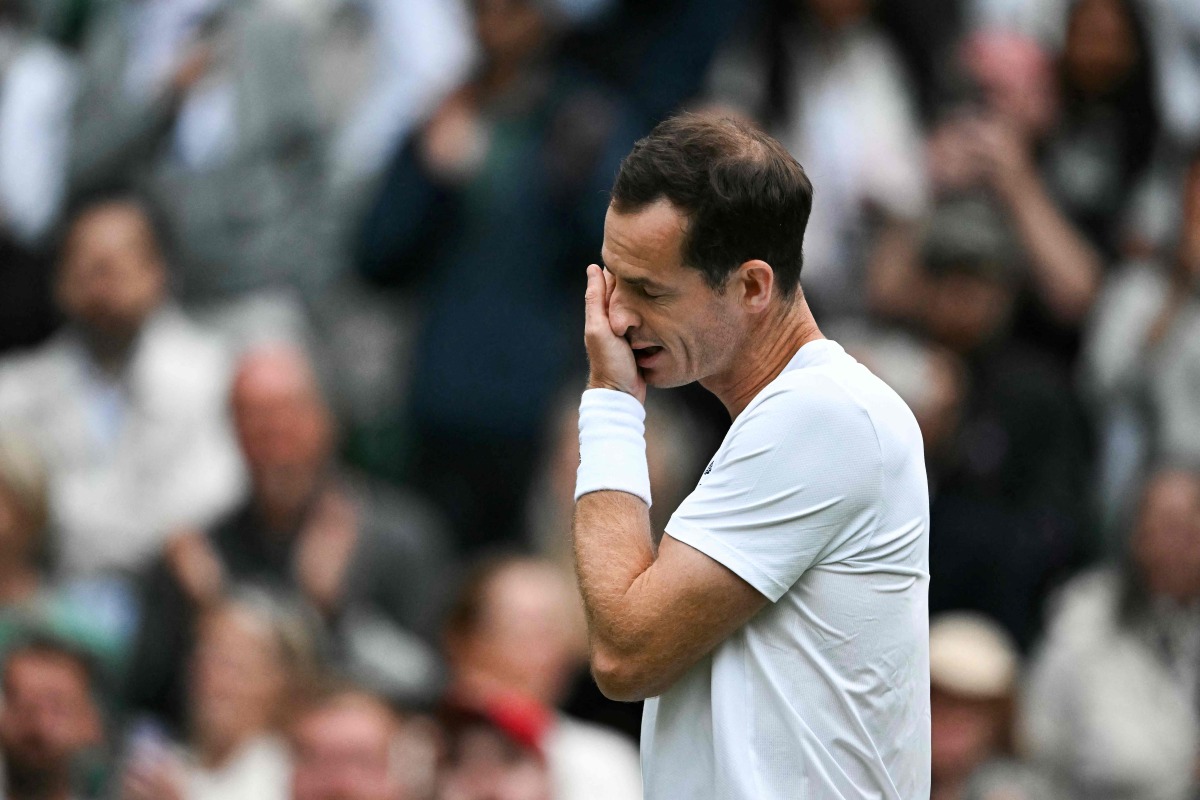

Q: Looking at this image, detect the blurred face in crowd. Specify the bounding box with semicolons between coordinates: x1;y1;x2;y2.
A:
1063;0;1139;97
601;199;757;392
472;0;547;68
190;605;289;756
921;271;1015;355
1133;470;1200;603
0;650;102;796
930;686;1009;789
438;725;551;800
447;560;586;707
232;348;335;520
57;202;166;341
291;696;403;800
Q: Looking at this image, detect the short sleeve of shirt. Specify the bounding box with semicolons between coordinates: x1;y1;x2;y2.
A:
665;372;882;602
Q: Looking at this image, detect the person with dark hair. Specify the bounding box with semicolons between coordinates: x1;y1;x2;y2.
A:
0;636;105;800
0;194;244;579
1022;466;1200;800
573;113;931;799
356;0;640;554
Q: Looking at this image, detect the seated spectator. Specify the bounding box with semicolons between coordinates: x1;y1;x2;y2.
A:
930;613;1055;800
916;196;1091;647
1082;147;1200;538
289;681;429;800
128;344;448;725
1023;466;1200;800
0;635;105;800
0;194;244;579
0;0;75;353
436;699;554;800
705;0;929;319
120;589;315;800
357;0;637;553
68;0;338;313
443;556;641;800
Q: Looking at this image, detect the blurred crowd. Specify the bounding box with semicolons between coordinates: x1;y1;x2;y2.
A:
0;0;1198;798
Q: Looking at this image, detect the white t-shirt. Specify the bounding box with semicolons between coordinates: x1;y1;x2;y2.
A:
642;339;930;800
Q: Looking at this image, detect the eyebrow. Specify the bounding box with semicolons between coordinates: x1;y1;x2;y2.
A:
601;260;668;293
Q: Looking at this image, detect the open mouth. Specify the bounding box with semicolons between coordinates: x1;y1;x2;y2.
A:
633;345;664;366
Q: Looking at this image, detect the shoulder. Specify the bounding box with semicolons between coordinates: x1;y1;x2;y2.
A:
0;336;76;407
1040;568;1124;650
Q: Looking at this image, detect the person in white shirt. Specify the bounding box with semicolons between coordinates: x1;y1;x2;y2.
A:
572;113;931;799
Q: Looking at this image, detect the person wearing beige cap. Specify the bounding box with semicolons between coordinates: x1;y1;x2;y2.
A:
930;613;1054;800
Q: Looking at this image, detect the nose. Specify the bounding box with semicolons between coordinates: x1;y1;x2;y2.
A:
607;283;640;338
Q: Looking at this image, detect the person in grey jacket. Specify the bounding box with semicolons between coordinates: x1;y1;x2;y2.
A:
68;0;338;310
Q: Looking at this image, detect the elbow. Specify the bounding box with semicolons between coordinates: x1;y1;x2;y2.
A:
589;643;659;703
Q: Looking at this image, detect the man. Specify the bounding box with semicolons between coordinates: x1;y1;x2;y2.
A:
0;194;244;578
572;114;931;798
289;684;410;800
127;344;448;725
0;637;104;800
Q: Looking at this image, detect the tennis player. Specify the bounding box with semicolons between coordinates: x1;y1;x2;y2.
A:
572;114;931;799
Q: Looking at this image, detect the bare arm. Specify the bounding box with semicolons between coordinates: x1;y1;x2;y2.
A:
574;265;767;701
971;119;1102;324
572;493;766;701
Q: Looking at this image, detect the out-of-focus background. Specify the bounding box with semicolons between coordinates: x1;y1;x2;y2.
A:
0;0;1198;798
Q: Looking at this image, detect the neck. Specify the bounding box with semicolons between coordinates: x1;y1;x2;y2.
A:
703;294;824;418
79;326;139;376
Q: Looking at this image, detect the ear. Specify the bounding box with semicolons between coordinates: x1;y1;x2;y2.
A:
734;260;774;313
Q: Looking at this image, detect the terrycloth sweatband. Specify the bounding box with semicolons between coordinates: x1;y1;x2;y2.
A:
574;388;652;507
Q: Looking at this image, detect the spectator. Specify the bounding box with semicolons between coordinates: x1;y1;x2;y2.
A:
436;699;554;800
1023;466;1200;800
0;636;105;800
120;590;315;800
289;682;427;800
916;196;1091;647
443;556;642;800
706;0;928;319
924;0;1161;362
0;0;75;353
128;344;448;725
357;0;638;552
69;0;337;318
930;613;1055;800
0;194;244;579
1082;147;1200;538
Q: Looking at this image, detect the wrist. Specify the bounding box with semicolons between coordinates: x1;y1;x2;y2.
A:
575;388;652;507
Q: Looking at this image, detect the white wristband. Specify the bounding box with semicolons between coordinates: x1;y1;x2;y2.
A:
575;388;652;507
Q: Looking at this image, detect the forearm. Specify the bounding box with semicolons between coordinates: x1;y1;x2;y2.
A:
999;171;1102;324
572;491;656;657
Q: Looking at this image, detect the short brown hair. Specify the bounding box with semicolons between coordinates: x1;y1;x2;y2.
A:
610;113;814;299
